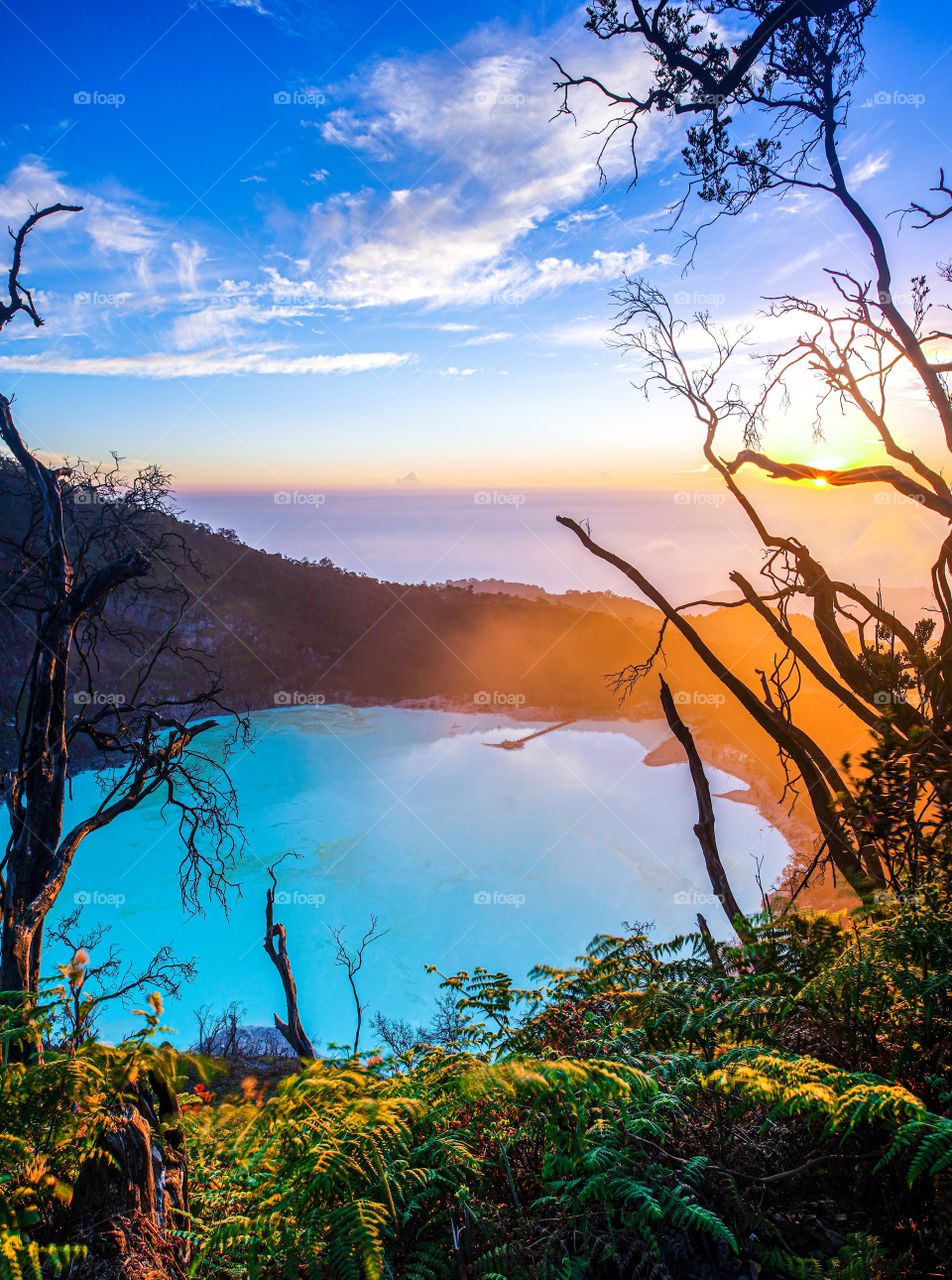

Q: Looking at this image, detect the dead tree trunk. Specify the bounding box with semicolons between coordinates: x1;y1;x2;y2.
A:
1;212;240;1007
659;676;755;944
68;1074;189;1280
0;395;147;997
264;861;315;1058
696;913;726;973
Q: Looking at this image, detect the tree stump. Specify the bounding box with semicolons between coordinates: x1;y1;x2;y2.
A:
68;1080;188;1280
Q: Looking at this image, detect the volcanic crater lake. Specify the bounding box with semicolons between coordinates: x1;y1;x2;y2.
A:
59;705;792;1047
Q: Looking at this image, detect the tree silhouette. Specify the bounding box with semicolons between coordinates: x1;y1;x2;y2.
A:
0;207;247;1001
556;0;952;898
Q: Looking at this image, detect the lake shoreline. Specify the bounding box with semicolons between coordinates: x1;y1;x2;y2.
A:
70;689;821;907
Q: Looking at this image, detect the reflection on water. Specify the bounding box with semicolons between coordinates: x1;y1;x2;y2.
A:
59;705;790;1047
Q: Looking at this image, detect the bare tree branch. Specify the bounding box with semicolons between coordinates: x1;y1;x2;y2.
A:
329;916;388;1053
0;203;82;330
658;676;754;943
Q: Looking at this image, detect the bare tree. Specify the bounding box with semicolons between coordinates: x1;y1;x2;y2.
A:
371;991;465;1056
0;202;83;330
554;0;952;898
370;1010;417;1057
48;906;196;1049
192;1001;297;1059
0;207;248;1003
330;915;387;1053
193;1001;226;1056
192;1000;246;1058
264;854;315;1058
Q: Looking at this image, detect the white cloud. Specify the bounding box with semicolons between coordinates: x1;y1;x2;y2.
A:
461;331;513;346
554;205;616;233
0;159;159;258
0;159;228;343
0;160;360;364
172;241;208;295
846;152;890;188
292;21;668;309
0;349;412;378
320;110;394;160
168;267;336;350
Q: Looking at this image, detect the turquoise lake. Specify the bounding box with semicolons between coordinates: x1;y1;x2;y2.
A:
58;705;791;1048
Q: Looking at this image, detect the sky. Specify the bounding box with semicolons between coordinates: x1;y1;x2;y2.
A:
0;0;950;586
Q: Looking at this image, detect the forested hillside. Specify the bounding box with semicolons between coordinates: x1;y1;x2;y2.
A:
0;458;853;877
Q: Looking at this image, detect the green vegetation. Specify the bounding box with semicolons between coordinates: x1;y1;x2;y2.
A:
0;992;177;1280
183;872;952;1278
4;761;950;1277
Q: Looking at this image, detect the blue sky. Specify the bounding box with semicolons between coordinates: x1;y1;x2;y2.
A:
0;0;949;495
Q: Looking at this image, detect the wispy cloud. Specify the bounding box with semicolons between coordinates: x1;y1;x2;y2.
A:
846;151;890;187
0;349;412;378
554;205;616;233
461;330;513;346
288;20;669;309
0;160;347;363
0;159;160;259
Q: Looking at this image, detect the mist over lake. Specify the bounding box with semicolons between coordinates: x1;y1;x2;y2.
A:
175;485;935;603
59;704;790;1048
